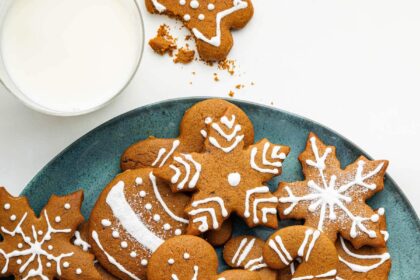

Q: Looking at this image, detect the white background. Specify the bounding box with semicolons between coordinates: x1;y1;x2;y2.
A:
0;0;419;215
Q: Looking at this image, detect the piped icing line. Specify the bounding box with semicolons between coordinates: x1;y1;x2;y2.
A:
0;210;73;278
233;238;256;266
191;197;228;217
207;114;245;153
74;230;91;252
268;239;290;266
151;0;166;13
91;231;140;280
250;142;286;174
149;172;189;224
106;181;164;252
338;236;390;273
152;140;180;167
209;135;244;153
188;208;219;230
171;154;201;190
292;269;337;280
244;187;277;224
279;136;385;238
232;238;248;265
192;0;249;47
171;265;199;280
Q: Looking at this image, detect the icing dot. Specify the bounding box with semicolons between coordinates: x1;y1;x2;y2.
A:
17;243;23;249
227;172;241;187
184;14;191;21
190;0;199;9
205;117;212;124
112;231;120;238
76;268;82;275
145;203;152;210
38;230;43;236
207;3;215;10
198;14;205;20
130;251;137;258
179;0;186;5
163;223;171;231
48;245;53;250
378;208;385;216
371;214;380;222
24;237;31;242
175;229;182;236
101;219;111;227
139;191;146;198
46;262;52;268
153;214;161;222
135;177;143;185
55;216;61;223
184;253;190;260
4;203;10;210
141;259;148;266
17;259;22;264
64;203;71;210
63;262;70;268
10;215;16;221
121;241;128;248
168;258;175;265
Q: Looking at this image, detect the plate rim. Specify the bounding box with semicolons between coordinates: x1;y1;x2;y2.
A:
23;96;420;230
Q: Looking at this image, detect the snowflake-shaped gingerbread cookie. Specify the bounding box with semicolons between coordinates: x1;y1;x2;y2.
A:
157;109;290;234
145;0;254;61
0;187;100;279
276;133;389;249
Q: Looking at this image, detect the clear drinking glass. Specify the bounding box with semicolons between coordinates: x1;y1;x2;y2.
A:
0;0;144;116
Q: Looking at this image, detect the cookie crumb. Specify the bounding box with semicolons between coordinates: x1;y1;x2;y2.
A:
235;84;244;90
174;47;195;64
228;91;235;97
213;73;220;82
149;25;176;56
218;59;236;75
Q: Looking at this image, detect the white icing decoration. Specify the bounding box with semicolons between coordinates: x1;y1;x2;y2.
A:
244;187;277;224
200;130;207;138
198;14;205;20
105;181;164;252
189;208;219;231
63;261;69;268
55;216;61;223
121;241;128;248
208;3;215;10
184;14;191;21
205;117;212;124
153;214;161;222
76;268;82;274
250;142;285;174
150;172;189;224
171;154;201;190
338;236;390;273
175;229;182;236
168;258;175;264
292;269;337;280
135;177;143;186
112;231;120;238
179;0;186;5
152;140;180;167
0;211;73;279
64;203;71;210
232;238;255;266
190;0;199;9
279;136;385;238
172;265;198;280
164;224;171;231
208;115;244;153
10;215;16;221
145;203;152;210
192;0;249;47
151;0;166;13
73;231;91;252
139;191;146;198
4;203;10;210
48;245;53;250
130;251;137;258
227;172;241;187
184;253;190;259
101;219;111;227
91;231;140;280
141;259;148;266
191;197;228;217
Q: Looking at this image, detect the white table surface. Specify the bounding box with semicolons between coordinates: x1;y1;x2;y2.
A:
0;0;419;216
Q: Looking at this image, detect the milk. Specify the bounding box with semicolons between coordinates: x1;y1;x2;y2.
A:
0;0;143;114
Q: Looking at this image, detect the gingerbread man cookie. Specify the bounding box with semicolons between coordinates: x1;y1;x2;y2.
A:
147;235;260;280
223;236;277;280
145;0;254;61
276;133;389;249
88;168;191;280
263;225;339;280
121;99;254;171
336;208;391;280
157;109;290;234
0;187;100;279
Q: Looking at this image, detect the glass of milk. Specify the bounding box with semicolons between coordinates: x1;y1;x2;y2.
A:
0;0;144;116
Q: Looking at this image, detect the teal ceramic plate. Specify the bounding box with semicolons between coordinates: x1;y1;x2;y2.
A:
22;97;420;279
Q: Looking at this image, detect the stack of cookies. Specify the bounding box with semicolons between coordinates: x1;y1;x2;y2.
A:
0;99;391;280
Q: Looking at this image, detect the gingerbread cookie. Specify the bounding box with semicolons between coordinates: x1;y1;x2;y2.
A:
157;109;290;234
276;133;389;249
147;235;260;280
223;236;277;280
204;218;233;246
88;168;191;280
263;225;338;280
0;187;100;279
121;99;254;171
216;269;261;280
336;208;391;279
145;0;254;61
